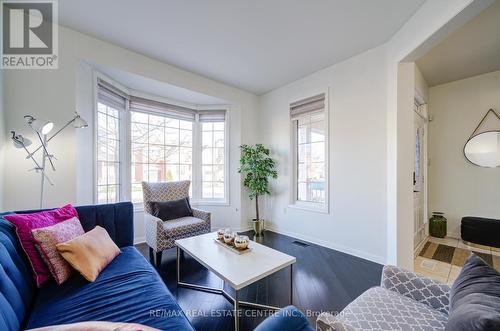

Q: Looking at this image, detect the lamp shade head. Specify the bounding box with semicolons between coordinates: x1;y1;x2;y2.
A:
39;121;54;135
73;113;88;128
11;132;32;148
24;115;54;135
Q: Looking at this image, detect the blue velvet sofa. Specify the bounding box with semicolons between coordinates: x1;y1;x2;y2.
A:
0;202;194;331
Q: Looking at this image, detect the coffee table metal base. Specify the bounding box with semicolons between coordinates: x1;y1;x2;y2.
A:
176;246;293;331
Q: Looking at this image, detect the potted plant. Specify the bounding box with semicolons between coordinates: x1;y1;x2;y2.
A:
238;144;278;236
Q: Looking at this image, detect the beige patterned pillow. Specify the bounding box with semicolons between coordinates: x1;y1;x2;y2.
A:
56;226;121;282
31;217;85;285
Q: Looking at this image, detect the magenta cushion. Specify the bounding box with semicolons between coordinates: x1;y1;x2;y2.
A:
4;204;78;287
31;217;85;285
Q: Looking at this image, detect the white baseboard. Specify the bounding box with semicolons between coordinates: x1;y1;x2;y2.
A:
265;226;387;265
133;226;386;264
236;226;253;233
133;237;145;245
211;226;253;233
414;235;429;258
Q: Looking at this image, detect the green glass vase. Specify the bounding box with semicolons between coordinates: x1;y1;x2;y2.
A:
429;212;447;238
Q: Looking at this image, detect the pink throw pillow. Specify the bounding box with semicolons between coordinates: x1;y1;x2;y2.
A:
4;204;78;287
31;217;85;285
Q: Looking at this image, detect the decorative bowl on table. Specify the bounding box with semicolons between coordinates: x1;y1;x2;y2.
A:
234;235;249;250
223;230;235;244
217;228;226;241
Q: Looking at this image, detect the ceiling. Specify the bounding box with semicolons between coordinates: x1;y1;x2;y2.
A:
92;63;228;105
417;0;500;87
59;0;425;95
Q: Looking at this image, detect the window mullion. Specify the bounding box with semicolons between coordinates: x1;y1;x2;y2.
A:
147;115;150;183
192;114;201;200
121;99;131;203
164;120;167;183
294;120;299;202
105;108;109;203
306;120;311;202
212;126;215;198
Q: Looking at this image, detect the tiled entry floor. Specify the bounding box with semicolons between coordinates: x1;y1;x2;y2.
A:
415;237;500;284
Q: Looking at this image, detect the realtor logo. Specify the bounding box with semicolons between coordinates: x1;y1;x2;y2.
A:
1;0;58;69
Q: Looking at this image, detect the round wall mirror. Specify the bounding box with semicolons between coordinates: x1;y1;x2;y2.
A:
464;131;500;168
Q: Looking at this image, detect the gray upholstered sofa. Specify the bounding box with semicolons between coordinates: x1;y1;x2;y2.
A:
317;265;451;331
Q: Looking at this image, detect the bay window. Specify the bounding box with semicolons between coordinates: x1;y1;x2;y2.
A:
95;77;228;206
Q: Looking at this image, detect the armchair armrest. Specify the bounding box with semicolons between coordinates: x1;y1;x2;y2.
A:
143;212;164;251
381;265;451;315
316;312;357;331
192;208;211;223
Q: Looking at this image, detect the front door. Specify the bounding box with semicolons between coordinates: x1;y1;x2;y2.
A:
414;103;427;248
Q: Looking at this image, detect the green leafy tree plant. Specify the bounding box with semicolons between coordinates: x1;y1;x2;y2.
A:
238;144;278;221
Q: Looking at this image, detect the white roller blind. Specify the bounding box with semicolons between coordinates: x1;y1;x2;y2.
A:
290;93;325;119
97;79;127;110
129;96;196;121
198;109;226;122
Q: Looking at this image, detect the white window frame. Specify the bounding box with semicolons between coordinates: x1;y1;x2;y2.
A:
93;72;130;204
289;90;329;213
92;71;230;209
192;105;230;206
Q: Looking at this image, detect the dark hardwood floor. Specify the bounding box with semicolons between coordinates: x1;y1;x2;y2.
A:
135;231;383;331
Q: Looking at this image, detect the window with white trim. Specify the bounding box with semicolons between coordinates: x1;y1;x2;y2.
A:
290;93;328;210
130;112;194;202
95;77;228;205
200;113;226;199
96;81;125;204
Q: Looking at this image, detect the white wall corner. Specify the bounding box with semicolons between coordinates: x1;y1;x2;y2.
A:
396;62;416;271
75;61;96;205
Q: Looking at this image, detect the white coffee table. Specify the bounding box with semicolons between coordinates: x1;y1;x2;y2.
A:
175;232;296;331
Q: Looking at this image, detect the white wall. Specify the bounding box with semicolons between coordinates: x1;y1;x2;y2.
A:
394;62;416;269
428;70;500;238
415;65;429;102
259;45;388;264
3;26;259;242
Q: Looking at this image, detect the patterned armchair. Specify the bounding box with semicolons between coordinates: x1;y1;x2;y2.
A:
317;265;451;331
142;180;211;268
